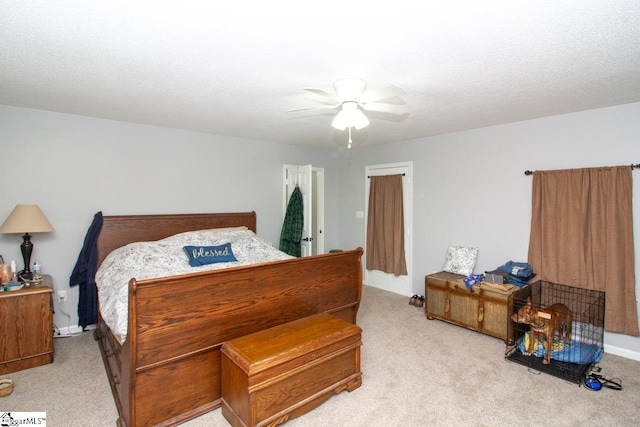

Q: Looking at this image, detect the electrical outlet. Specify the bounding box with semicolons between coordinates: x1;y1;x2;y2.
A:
58;290;67;303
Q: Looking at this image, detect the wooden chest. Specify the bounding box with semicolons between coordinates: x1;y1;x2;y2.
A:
220;313;362;427
425;272;517;343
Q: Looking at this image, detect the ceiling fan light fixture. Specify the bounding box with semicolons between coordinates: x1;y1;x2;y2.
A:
331;101;369;130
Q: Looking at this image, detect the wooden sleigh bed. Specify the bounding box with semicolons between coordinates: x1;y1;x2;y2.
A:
93;211;363;427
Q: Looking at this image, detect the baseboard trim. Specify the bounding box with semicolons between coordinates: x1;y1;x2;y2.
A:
54;325;84;337
604;344;640;361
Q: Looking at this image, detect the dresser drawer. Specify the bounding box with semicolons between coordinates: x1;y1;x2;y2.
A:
0;285;54;374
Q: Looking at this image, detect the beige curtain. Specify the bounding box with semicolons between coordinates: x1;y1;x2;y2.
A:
528;166;639;336
366;174;407;276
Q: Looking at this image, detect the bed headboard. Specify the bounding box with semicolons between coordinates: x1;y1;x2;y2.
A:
97;211;257;266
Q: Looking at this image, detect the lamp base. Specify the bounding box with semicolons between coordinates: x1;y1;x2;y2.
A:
20;232;34;281
19;270;33;281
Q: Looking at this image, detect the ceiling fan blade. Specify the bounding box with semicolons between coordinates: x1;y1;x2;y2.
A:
359;84;406;103
288;104;339;113
303;87;338;99
362;102;409;115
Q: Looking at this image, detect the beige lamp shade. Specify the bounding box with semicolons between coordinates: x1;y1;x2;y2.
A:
0;204;55;234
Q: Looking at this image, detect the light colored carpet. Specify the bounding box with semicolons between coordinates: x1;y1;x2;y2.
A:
2;285;639;426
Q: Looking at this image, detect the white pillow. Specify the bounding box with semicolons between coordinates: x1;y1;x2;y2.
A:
443;246;478;276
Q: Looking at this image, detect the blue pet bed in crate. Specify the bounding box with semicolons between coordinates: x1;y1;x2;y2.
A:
517;332;603;364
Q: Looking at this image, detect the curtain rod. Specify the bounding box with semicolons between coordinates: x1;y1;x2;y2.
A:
524;164;640;176
367;173;406;178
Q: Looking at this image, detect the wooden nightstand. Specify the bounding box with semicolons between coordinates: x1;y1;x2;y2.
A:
0;275;54;374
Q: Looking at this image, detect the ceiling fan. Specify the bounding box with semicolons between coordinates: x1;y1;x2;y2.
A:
289;78;408;147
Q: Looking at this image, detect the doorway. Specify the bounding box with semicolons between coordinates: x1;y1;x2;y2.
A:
364;162;413;296
283;164;325;255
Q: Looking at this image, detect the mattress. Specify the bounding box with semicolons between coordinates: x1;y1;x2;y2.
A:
95;226;293;343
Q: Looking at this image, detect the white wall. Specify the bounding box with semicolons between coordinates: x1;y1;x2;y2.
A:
3;102;639;359
341;102;640;359
0;105;345;333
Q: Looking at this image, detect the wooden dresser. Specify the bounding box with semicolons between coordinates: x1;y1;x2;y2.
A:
425;272;517;343
0;278;54;374
221;313;362;427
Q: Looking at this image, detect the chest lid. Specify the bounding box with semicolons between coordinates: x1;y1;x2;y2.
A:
222;313;361;374
426;271;465;286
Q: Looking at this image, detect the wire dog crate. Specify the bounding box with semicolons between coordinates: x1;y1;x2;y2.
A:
505;280;605;384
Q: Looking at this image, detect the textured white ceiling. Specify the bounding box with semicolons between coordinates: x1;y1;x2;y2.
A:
1;1;639;150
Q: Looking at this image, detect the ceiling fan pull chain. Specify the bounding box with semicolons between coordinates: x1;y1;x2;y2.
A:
348;127;352;149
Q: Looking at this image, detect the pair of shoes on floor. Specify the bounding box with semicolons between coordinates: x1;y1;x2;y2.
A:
409;295;424;307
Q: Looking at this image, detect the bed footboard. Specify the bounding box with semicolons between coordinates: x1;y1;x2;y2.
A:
98;248;363;427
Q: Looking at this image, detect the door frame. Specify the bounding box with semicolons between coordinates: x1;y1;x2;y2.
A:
282;165;325;255
364;162;413;296
313;167;325;254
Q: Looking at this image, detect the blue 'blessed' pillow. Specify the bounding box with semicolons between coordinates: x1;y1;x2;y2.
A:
183;243;237;267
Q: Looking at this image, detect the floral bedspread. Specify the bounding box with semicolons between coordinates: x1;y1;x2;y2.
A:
95;227;293;343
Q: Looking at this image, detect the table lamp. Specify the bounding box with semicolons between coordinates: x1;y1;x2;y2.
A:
0;204;54;280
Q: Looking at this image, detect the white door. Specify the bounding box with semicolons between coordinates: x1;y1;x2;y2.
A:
364;162;413;296
283;164;313;256
312;168;325;255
